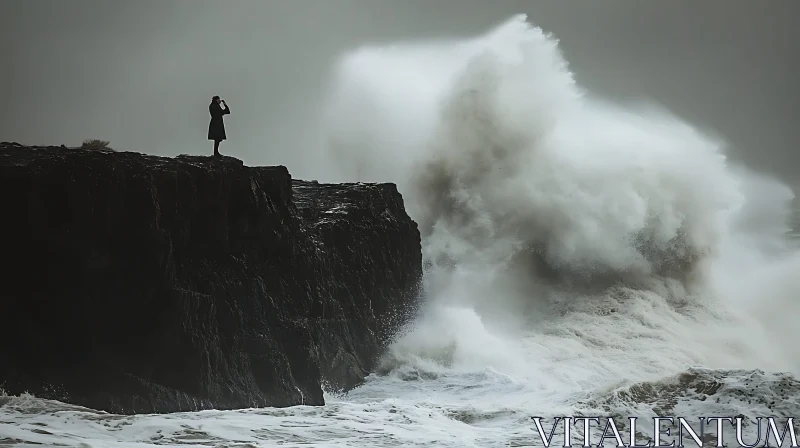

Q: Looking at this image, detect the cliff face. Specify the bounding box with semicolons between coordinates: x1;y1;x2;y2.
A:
0;142;422;414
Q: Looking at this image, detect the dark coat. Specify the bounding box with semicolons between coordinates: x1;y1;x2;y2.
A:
208;102;231;141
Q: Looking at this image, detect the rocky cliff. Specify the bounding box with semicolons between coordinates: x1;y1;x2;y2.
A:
0;142;422;414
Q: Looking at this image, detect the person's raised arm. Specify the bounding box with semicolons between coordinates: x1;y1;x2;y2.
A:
221;100;231;115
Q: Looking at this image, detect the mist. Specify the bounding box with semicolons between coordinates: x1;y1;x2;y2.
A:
324;15;800;381
2;0;798;187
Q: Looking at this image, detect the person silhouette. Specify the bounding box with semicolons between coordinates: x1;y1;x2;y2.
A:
208;95;231;157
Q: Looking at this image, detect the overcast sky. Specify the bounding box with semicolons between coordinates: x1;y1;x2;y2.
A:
1;0;797;185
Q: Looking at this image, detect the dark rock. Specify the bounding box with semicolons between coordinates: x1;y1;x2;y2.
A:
0;142;422;414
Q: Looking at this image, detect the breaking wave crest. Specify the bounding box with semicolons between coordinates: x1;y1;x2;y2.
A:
321;14;800;382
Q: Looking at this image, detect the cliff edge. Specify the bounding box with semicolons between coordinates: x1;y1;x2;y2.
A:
0;142;422;414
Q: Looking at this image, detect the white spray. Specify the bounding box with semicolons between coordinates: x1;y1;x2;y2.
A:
322;14;800;393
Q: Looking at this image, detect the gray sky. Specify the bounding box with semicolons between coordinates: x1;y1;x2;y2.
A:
2;0;798;185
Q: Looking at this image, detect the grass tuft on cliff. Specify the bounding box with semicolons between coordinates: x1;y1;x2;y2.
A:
80;139;115;151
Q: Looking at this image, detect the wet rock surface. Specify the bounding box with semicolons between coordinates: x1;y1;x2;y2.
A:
0;142;422;414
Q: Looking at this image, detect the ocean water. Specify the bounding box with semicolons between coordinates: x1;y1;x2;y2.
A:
3;15;800;448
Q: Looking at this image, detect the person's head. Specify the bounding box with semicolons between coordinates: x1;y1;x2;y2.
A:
212;95;221;104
